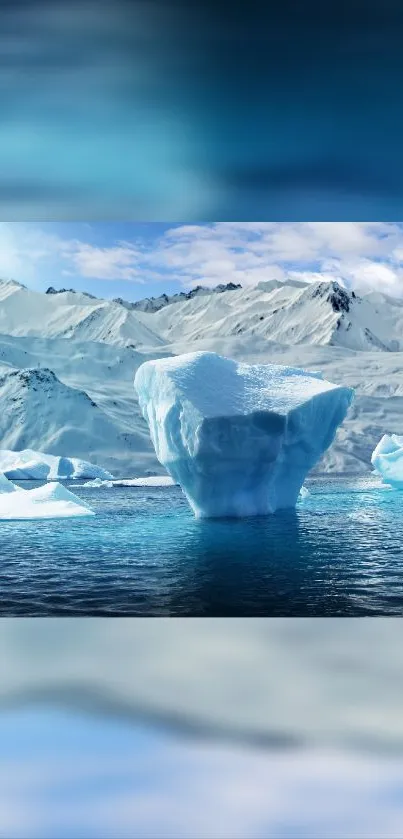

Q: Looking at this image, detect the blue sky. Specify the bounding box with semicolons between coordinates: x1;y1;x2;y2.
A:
3;222;403;301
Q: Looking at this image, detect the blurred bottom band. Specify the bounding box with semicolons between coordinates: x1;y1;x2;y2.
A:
1;617;402;752
1;705;403;839
0;618;401;838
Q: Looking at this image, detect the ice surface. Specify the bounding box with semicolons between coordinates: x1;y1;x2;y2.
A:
0;449;113;481
371;434;403;487
113;476;176;487
82;478;114;488
80;476;177;488
0;472;18;493
134;351;354;517
0;479;94;519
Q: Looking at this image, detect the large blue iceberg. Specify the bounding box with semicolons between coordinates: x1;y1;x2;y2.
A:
371;434;403;488
134;351;354;518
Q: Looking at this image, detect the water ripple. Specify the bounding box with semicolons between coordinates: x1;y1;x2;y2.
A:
0;476;402;615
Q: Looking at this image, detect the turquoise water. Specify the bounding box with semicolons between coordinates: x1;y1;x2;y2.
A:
1;476;402;616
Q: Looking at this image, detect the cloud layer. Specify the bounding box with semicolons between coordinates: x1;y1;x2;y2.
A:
2;222;403;297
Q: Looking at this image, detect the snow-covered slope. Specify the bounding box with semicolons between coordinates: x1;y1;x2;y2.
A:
0;281;163;349
2;276;403;476
141;280;403;352
8;276;403;354
0;367;140;475
112;282;242;313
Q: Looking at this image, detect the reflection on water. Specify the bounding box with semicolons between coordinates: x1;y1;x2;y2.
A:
169;508;352;616
0;476;402;615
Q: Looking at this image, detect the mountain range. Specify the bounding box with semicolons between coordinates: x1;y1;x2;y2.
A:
1;276;403;475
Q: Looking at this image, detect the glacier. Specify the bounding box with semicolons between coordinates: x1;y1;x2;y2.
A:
134;351;354;518
0;476;94;519
0;449;114;481
371;434;403;488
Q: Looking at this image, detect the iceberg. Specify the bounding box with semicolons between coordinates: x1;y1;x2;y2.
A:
0;449;113;481
371;434;403;487
0;471;19;494
113;476;176;487
82;478;114;488
82;475;177;488
0;478;94;519
134;351;354;518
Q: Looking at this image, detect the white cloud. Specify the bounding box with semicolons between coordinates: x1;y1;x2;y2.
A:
342;260;402;292
148;222;403;293
288;270;346;286
1;222;403;295
59;240;144;282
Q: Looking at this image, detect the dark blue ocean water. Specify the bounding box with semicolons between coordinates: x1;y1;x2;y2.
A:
1;476;403;616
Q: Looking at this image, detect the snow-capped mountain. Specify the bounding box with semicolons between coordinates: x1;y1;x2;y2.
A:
112;282;242;313
0;366;144;474
0;280;163;349
2;275;403;475
15;276;403;353
141;279;403;352
46;281;242;314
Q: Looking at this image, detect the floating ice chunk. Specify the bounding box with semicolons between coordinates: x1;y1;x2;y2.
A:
82;478;114;488
113;476;176;487
371;434;403;488
4;458;51;481
134;351;354;518
0;481;94;520
298;485;310;500
52;457;114;481
0;449;113;481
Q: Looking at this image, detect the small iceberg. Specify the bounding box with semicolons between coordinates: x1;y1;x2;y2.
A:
0;478;94;520
82;478;114;488
371;434;403;488
0;449;113;481
113;476;176;487
81;476;176;488
134;351;353;518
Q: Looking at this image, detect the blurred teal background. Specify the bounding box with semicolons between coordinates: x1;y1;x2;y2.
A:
2;0;403;219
